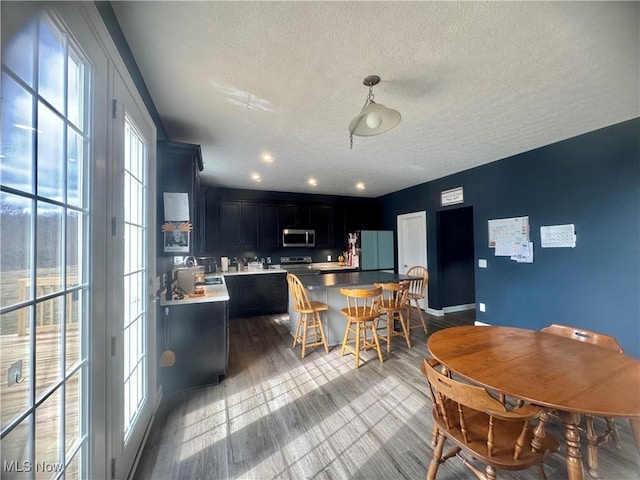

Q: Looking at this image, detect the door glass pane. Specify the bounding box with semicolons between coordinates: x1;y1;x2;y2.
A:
35;296;63;400
0;416;32;473
1;73;35;194
66;210;81;287
38;15;65;114
36;202;64;289
1;7;36;86
66;291;81;373
37;102;65;202
65;371;81;454
35;388;63;470
0;192;33;308
67;47;84;130
0;307;32;430
67;128;84;207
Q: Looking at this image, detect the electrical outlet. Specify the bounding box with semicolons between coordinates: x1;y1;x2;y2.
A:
7;360;22;387
478;259;487;268
479;303;486;313
327;255;332;261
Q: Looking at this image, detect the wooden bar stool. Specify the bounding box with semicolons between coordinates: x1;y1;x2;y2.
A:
287;273;329;358
406;265;429;335
374;281;411;352
339;286;383;368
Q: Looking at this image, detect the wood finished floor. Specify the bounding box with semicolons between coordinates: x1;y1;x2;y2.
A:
133;311;640;480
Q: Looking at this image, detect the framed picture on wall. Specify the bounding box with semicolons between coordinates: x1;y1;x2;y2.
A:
441;186;464;206
163;221;191;253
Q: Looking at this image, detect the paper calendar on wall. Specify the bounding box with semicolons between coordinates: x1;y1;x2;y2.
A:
540;224;576;248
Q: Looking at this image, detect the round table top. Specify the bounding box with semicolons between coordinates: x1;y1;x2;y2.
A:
427;325;640;417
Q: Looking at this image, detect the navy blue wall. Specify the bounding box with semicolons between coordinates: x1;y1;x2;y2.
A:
380;118;640;358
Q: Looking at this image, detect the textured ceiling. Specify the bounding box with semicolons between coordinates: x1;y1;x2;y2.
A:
111;1;639;198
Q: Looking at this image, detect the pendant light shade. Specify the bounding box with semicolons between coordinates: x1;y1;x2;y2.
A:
349;75;401;148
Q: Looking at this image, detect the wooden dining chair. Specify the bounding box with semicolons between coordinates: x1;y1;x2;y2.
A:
287;273;329;358
374;281;411;352
540;323;625;478
339;286;383;368
421;359;559;480
406;265;429;335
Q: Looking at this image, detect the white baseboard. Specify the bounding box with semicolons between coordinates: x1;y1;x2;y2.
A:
443;303;476;314
427;303;476;317
474;320;491;326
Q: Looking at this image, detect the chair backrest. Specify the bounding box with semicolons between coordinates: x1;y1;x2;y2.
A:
340;286;382;318
541;323;623;353
287;273;312;312
406;265;428;297
421;359;547;460
374;281;410;310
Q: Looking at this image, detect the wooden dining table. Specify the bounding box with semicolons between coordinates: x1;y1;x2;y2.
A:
427;325;640;480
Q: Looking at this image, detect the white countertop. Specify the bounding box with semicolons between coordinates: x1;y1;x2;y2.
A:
222;267;287;276
160;282;229;306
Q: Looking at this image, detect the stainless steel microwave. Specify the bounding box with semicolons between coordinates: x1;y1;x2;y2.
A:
282;229;315;247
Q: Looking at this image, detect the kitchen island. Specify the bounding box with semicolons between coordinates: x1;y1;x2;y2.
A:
289;271;414;346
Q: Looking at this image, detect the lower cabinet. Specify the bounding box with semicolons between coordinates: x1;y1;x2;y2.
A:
224;273;287;318
159;301;228;392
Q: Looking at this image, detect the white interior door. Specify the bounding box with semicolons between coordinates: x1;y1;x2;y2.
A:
397;211;428;308
110;68;157;480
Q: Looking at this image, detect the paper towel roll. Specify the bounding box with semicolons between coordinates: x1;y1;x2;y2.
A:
221;256;229;272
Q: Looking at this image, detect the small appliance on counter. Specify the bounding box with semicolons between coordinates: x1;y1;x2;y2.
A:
196;256;218;273
175;266;204;294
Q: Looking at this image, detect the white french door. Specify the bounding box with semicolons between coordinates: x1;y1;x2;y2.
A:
110;69;157;479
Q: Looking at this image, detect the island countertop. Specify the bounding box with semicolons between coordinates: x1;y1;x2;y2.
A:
299;271;414;290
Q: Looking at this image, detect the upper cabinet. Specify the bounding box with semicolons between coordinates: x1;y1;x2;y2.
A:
281;203;310;229
220;200;260;249
309;205;333;248
157;141;203;255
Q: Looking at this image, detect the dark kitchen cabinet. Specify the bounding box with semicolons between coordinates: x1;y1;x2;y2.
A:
260;203;281;248
157;141;203;255
220;200;260;248
309;205;333;247
224;273;287;318
202;189;220;251
159;300;228;392
281;203;310;228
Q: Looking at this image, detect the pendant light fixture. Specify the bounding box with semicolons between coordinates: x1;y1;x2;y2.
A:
349;75;401;149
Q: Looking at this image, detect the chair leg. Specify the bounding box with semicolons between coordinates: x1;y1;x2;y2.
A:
606;418;621;448
399;311;411;348
354;322;361;368
538;463;549;480
372;321;383;363
585;415;599;478
411;299;428;333
301;313;309;358
293;315;302;348
426;432;446;480
341;320;352;357
316;312;329;353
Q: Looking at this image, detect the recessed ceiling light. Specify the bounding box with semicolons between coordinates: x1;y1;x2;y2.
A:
261;153;274;163
251;173;262;182
308;178;317;186
356;182;366;190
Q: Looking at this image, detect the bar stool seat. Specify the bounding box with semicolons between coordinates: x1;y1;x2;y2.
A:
339;286;383;368
287;273;329;358
374;281;411;352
